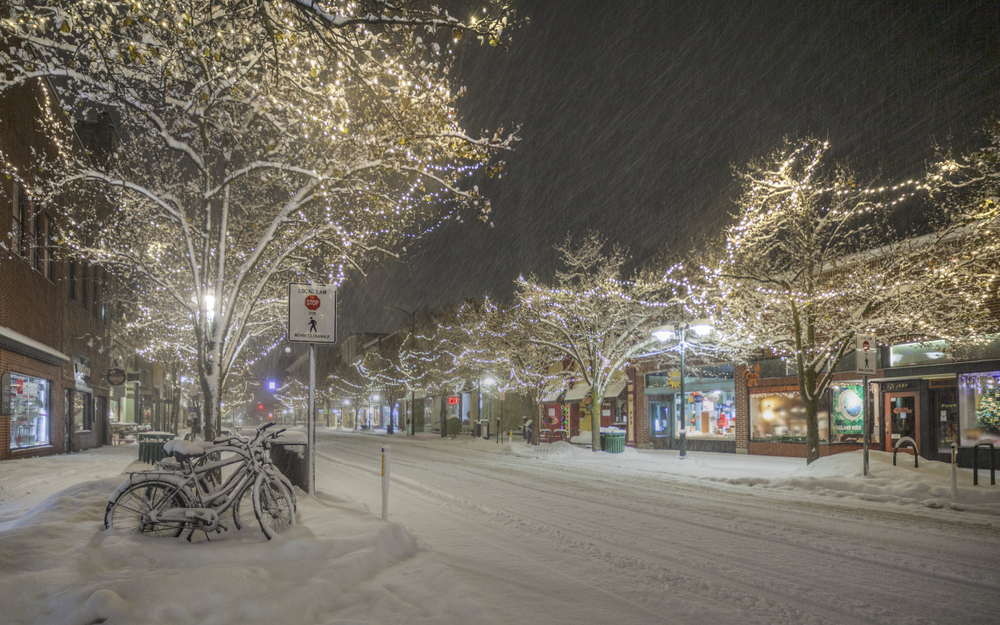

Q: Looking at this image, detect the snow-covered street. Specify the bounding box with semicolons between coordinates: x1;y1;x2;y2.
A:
1;432;999;624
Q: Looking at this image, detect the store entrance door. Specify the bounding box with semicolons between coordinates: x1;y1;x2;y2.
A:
885;391;920;455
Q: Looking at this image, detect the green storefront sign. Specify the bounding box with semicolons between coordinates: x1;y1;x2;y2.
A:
832;385;864;435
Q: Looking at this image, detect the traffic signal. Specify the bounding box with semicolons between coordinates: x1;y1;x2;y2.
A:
268;379;276;390
258;403;265;411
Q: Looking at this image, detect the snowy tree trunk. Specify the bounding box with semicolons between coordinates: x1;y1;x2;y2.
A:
590;388;602;452
533;403;541;446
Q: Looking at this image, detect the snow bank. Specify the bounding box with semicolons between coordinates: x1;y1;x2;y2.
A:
274;430;307;444
0;478;495;625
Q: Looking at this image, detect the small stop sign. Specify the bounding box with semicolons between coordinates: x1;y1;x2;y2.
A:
305;295;321;311
862;340;870;352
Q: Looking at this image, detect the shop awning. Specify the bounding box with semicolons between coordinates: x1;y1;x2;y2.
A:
0;325;70;366
541;383;563;403
564;377;627;402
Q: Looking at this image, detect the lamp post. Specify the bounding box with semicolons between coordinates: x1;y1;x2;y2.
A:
479;376;495;436
651;318;714;458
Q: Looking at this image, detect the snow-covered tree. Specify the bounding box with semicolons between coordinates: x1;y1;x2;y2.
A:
718;137;992;464
459;297;560;444
515;233;670;451
927;118;1000;295
0;0;520;439
356;333;407;434
329;361;376;429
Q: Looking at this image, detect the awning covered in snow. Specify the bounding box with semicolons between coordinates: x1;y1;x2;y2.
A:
563;377;627;402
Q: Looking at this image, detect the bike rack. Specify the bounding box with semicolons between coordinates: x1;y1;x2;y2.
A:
893;436;919;468
973;439;996;486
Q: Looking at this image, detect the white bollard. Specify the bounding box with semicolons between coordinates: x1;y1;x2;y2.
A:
950;442;958;499
381;446;390;521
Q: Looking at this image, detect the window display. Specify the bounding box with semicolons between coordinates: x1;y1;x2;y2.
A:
682;390;735;438
959;371;1000;446
8;373;51;449
750;386;830;443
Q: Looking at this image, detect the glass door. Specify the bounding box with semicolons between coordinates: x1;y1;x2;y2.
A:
884;391;920;454
649;400;673;438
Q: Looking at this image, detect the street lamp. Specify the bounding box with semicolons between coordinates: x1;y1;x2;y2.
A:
478;376;496;431
651;318;715;458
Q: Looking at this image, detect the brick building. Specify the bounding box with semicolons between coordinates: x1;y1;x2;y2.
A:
1;76;114;459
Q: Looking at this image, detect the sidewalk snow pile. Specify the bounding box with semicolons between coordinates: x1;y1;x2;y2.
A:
0;444;137;523
500;440;1000;518
0;481;493;625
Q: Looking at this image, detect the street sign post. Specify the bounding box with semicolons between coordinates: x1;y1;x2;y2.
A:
288;283;338;496
856;332;877;477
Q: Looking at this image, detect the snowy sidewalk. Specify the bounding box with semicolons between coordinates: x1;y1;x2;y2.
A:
0;443;495;625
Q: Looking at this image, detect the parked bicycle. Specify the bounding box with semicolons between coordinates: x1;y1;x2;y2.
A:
104;423;296;540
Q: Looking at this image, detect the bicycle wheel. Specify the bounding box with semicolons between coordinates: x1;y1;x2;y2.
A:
252;472;294;540
231;483;255;531
105;475;194;538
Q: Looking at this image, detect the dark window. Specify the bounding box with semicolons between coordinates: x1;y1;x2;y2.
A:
100;269;108;324
43;215;52;280
93;265;100;319
33;212;49;274
11;182;26;256
81;263;89;309
69;260;77;300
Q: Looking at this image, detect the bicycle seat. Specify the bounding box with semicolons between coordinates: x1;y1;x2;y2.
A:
163;439;211;463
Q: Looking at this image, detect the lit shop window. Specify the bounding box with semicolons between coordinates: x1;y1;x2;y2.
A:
750;389;830;443
959;372;1000;447
681;390;736;438
8;373;51;449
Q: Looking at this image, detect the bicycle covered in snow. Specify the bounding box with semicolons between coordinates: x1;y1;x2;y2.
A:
104;423;296;540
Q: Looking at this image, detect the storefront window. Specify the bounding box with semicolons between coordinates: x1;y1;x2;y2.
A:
958;371;1000;446
8;373;51;449
682;389;736;438
73;391;93;432
750;387;830;443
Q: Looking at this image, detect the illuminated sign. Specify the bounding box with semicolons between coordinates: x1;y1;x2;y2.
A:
447;397;460;405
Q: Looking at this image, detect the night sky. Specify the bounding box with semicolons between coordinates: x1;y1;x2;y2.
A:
338;0;1000;337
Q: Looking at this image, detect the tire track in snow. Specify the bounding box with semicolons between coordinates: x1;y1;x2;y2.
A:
315;436;999;625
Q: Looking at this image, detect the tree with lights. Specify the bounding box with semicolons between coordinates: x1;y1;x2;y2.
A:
927;118;1000;297
718;137;992;464
0;0;520;439
356;333;407;434
515;233;671;452
458;297;561;444
329;361;376;430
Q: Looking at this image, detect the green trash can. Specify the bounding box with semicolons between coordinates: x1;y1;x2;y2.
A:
601;430;625;454
137;434;174;464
